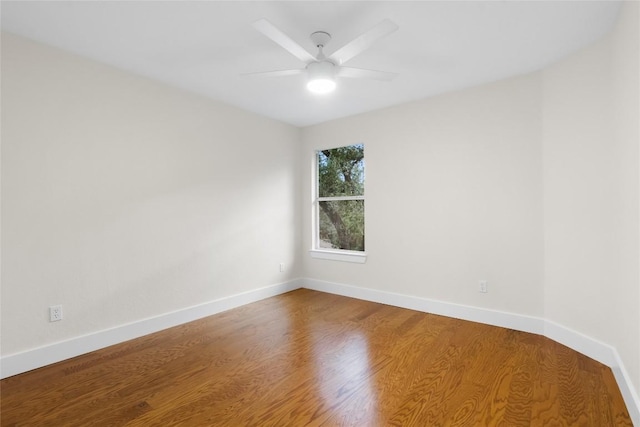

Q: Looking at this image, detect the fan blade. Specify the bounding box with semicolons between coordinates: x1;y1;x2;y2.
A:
252;19;316;63
241;69;305;78
337;67;397;81
329;19;398;65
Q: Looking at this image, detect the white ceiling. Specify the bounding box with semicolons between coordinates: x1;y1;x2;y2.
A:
1;1;621;127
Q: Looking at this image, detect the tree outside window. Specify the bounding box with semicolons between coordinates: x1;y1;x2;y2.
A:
316;144;365;252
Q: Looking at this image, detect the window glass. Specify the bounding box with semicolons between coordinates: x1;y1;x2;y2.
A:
316;144;365;252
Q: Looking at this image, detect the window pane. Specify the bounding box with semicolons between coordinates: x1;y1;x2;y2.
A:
318;144;364;197
318;200;364;251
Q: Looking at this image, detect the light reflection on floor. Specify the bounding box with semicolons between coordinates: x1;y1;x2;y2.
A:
311;328;381;425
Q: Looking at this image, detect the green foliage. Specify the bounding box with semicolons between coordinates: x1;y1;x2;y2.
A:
319;200;364;251
318;144;364;197
317;144;365;251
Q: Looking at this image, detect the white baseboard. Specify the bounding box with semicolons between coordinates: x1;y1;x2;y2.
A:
543;320;616;367
2;277;637;425
611;354;640;426
302;278;640;425
0;279;303;379
543;320;640;423
303;278;545;335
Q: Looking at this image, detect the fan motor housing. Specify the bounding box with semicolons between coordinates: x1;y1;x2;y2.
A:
307;60;335;78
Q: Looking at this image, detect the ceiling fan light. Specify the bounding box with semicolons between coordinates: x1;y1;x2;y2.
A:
307;78;336;94
306;61;336;94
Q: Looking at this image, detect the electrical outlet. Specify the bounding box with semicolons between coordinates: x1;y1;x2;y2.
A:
49;305;63;322
479;280;488;293
279;262;285;273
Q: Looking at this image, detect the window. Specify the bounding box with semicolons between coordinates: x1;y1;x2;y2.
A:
312;143;365;261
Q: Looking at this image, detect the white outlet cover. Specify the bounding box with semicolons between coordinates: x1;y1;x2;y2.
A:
49;305;63;322
479;281;488;293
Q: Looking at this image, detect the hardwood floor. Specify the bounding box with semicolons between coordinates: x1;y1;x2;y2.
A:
1;289;632;426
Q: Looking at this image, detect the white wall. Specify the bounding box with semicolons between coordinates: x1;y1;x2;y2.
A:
543;0;639;397
301;0;639;404
0;33;301;356
302;73;545;317
1;2;638;412
611;2;639;396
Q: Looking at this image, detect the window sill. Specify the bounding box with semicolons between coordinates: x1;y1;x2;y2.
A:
309;249;367;263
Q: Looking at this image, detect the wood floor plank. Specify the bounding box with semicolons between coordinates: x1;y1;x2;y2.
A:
1;289;632;426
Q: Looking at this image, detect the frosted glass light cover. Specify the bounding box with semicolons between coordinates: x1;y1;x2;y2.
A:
307;78;336;94
307;61;336;94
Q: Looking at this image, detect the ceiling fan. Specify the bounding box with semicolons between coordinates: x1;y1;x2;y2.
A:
245;18;399;94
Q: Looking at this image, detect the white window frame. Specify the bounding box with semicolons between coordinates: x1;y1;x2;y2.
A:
309;145;367;263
